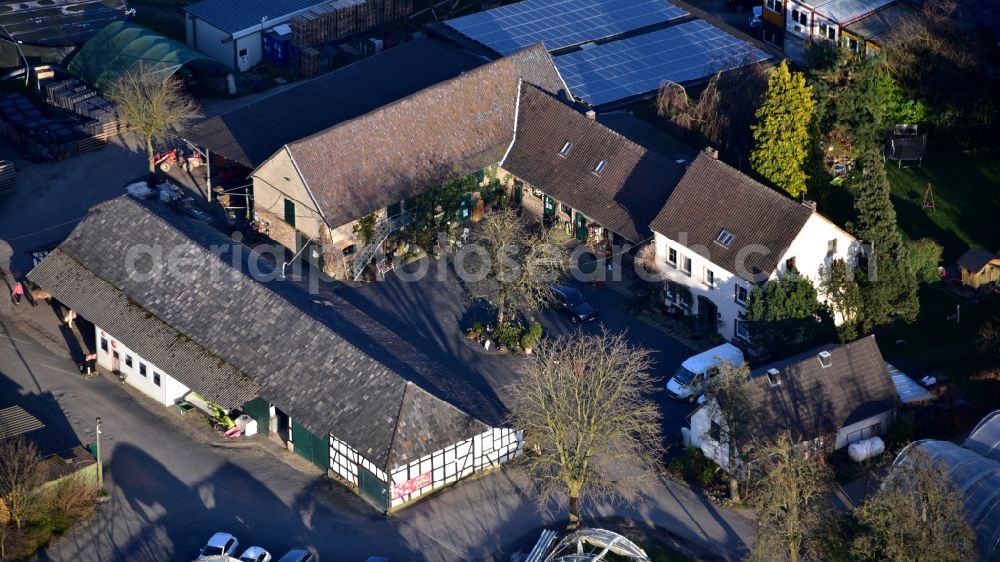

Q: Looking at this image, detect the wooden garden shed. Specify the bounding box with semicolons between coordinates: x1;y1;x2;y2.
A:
957;248;1000;289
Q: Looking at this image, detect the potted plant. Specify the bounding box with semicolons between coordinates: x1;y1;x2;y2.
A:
520;322;543;354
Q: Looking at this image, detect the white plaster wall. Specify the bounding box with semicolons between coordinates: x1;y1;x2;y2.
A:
189;18;235;68
775;213;858;324
689;404;731;471
95;326;190;407
235;33;263;71
653;232;754;343
835;411;894;450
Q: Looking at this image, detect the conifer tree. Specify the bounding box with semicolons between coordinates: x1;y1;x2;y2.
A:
751;61;816;198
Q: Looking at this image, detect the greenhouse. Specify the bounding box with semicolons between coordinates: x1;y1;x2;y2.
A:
893;410;1000;561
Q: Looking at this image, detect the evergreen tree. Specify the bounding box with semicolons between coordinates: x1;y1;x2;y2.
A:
821;258;863;342
745;275;836;360
851;152;920;330
751;61;816;199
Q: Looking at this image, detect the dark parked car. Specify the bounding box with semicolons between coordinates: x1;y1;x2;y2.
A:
550;284;598;324
276;549;315;562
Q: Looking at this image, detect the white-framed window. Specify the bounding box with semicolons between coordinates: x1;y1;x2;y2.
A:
668;247;677;266
139;362;147;377
735;285;749;305
153;372;161;387
735;318;750;341
559;141;572;157
681;256;692;275
799;10;808;25
825;24;837;40
125;354;132;368
827;238;837;255
705;268;715;288
765;0;781;13
715;229;735;248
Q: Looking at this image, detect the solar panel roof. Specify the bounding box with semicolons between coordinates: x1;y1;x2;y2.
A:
554;19;771;107
444;0;688;55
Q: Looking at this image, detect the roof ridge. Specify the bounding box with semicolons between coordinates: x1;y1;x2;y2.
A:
287;43;550;152
694;152;811;214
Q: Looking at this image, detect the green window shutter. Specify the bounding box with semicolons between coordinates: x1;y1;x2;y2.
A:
284;199;296;227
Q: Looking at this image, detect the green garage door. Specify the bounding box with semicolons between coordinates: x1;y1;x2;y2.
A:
242;397;270;436
358;466;388;511
292;421;329;472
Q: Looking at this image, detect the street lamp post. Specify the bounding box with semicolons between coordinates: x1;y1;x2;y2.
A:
95;416;103;490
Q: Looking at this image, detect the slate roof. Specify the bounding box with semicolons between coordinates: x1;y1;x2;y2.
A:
842;2;918;44
0;406;79;460
649;152;815;281
281;42;568;229
28;196;497;469
184;0;325;35
957;248;1000;273
502;84;685;243
746;336;899;444
183;39;487;168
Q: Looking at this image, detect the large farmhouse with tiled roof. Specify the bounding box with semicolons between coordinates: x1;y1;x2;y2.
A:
29;195;514;512
649;150;859;342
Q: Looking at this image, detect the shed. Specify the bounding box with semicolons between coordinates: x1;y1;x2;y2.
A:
957;248;1000;289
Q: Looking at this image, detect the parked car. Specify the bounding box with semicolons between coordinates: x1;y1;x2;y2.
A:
276;549;315;562
239;546;272;562
550;284;598;324
198;533;239;560
665;344;745;401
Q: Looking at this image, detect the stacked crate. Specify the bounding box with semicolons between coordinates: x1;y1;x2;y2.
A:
291;0;369;49
300;48;328;77
367;0;414;26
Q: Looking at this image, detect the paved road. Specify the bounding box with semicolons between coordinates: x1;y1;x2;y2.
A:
0;283;753;562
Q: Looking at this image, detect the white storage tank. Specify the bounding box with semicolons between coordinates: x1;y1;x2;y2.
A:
848;436;885;463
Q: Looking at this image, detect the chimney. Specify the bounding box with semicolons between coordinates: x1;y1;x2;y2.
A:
802;199;817;211
766;368;781;387
703;146;719;159
818;350;832;368
585;109;596;120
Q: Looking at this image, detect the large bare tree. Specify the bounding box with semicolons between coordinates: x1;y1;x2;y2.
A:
748;433;834;562
0;436;43;558
852;448;976;562
107;64;201;174
457;208;569;326
700;360;755;502
507;330;664;529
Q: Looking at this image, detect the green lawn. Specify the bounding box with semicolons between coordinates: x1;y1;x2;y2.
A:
878;285;999;379
820;149;1000;262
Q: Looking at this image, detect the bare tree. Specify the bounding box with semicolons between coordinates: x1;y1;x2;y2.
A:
852;448;976;562
458;208;569;326
106;64;202;174
748;433;834;562
700;360;755;502
507;330;664;529
0;436;43;558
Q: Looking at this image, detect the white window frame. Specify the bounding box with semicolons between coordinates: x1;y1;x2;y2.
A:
704;268;715;288
667;247;677;267
735;284;749;306
765;0;781;13
681;256;692;276
153;372;161;387
735;318;750;341
827;238;837;255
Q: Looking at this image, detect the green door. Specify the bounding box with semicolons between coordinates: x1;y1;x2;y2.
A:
543;195;556;218
243;397;270;436
292;421;329;471
574;212;588;240
513;181;523;205
358;466;388;511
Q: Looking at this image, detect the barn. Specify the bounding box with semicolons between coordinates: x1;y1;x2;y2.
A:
28;195;518;512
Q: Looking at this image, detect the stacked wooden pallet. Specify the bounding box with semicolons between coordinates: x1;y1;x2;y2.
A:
291;0;368;48
368;0;414;26
300;48;327;77
0;160;14;198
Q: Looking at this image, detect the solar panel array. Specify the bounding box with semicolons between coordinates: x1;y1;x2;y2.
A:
554;20;771;107
444;0;688;56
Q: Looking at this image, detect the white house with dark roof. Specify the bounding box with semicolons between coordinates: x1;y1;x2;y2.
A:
29;195;519;512
649;151;858;343
688;336;900;473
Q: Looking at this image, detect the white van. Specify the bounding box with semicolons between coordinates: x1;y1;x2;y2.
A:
666;344;744;401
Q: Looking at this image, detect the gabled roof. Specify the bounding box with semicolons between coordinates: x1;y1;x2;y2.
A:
502;84;685;243
29;196;498;469
184;0;324;35
842;2;918;44
746;336;898;444
280;42;567;229
957;248;1000;273
183;39;487;168
649;152;815;280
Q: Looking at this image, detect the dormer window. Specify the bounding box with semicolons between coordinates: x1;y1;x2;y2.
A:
715;229;735;248
593;160;607;175
559;141;572;157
